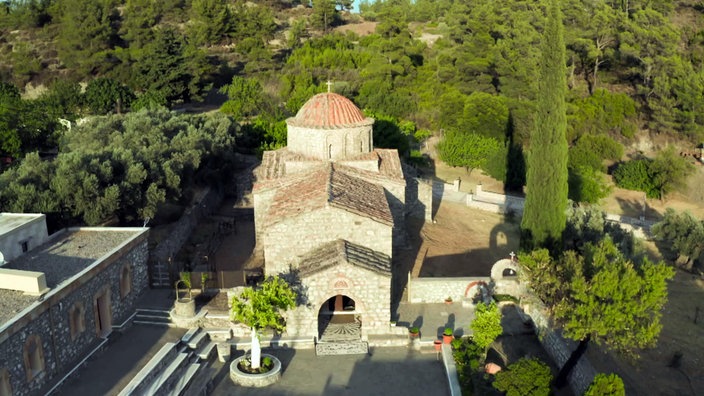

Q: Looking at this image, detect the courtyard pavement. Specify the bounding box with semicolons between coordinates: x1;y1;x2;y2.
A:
395;301;475;340
211;347;450;396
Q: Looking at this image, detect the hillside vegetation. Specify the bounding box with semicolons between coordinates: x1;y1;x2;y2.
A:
1;0;704;224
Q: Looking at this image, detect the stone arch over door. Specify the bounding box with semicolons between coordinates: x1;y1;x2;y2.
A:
317;291;363;341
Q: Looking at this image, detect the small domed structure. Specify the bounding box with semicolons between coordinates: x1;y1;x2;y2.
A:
286;93;374;161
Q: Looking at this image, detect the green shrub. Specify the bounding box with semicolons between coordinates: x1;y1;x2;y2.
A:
470;302;503;350
568;165;611;204
585;373;626;396
493;357;553;396
612;159;658;198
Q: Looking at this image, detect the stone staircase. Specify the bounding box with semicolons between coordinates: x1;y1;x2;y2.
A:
118;327;217;396
151;263;171;288
134;308;173;327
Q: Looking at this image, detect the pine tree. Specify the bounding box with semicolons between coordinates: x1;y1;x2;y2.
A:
520;0;568;251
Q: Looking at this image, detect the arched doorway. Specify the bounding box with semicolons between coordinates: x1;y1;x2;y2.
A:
317;294;361;342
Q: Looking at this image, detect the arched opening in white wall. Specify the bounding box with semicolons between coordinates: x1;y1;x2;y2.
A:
502;268;517;277
23;335;44;381
317;294;360;341
0;368;12;396
69;302;86;340
120;264;132;298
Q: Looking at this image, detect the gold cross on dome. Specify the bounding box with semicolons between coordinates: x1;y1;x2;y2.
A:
326;80;333;93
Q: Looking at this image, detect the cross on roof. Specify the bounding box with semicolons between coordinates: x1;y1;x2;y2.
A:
509;251;516;261
326;80;333;93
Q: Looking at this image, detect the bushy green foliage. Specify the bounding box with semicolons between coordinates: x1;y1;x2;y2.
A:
470;302;502;350
554;238;675;355
521;0;569;251
219;76;265;119
0;110;237;225
492;357;553;396
568;165;611;204
613;147;693;199
230;276;297;333
438;131;502;173
585;373;626;396
370;113;412;156
563;204;635;257
651;208;704;271
568;89;637;140
84;77;135;115
568;134;623;172
458;92;509;142
612;158;655;196
187;0;231;46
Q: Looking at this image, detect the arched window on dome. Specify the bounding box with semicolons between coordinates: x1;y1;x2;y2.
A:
360;140;363;153
328;144;332;159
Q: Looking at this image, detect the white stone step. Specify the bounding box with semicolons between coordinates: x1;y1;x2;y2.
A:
118;342;178;396
169;363;200;396
315;341;369;356
181;327;200;344
196;341;216;361
187;330;208;350
145;352;188;395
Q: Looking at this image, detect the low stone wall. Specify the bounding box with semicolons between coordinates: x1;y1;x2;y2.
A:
150;187;223;281
605;213;654;239
408;277;490;303
520;298;596;396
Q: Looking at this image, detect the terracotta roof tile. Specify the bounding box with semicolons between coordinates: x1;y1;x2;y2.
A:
286;93;373;129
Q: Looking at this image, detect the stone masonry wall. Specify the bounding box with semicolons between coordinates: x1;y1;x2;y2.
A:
409;277;490;303
521;298;596;396
264;208;392;276
284;263;390;339
150;187;223;279
0;237;148;396
287;125;372;161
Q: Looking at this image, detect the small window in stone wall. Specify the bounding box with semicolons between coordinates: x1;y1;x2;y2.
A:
69;302;86;340
0;368;11;396
23;335;45;382
120;264;132;299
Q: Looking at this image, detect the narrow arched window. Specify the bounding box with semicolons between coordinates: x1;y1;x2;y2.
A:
328;144;332;159
23;335;44;381
0;368;11;396
69;302;86;340
120;264;132;298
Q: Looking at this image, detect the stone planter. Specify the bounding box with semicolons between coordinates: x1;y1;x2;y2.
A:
230;354;282;387
174;297;196;318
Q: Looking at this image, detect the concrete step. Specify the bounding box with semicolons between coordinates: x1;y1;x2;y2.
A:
187;329;208;350
315;340;369;356
145;352;189;395
196;341;217;362
118;342;178;396
182;366;216;396
134;309;172;327
169;363;200;396
181;327;200;344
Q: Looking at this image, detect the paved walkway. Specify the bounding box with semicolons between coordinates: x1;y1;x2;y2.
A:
395;301;475;340
211;347;450;396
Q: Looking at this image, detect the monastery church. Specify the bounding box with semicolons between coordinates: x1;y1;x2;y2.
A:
253;90;410;351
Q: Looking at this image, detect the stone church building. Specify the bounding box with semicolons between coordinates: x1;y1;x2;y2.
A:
253;92;409;352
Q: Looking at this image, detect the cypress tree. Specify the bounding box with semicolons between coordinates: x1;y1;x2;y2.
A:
520;0;569;251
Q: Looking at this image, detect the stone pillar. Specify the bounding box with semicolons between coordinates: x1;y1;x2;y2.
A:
334;295;343;311
453;178;461;192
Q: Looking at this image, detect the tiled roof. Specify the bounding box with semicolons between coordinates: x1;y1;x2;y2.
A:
254;148;405;188
265;163;393;227
286;93;373;129
297;239;391;277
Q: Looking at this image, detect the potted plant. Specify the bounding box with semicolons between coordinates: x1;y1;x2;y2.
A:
409;326;420;338
443;327;454;344
444;296;453;305
433;339;442;351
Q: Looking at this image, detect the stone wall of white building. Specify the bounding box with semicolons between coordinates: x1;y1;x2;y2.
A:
263;208;392;275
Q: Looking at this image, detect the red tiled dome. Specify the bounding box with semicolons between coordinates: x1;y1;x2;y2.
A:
288;93;372;129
